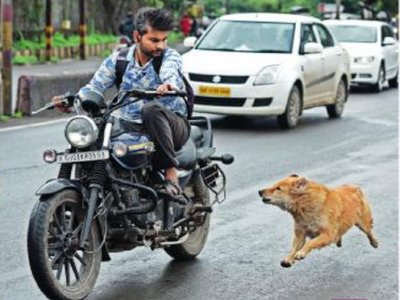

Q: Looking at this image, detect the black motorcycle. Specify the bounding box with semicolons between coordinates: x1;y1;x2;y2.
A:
28;89;234;300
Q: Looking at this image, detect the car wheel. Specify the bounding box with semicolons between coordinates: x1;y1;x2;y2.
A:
277;85;301;129
327;78;347;119
372;64;385;93
388;69;398;88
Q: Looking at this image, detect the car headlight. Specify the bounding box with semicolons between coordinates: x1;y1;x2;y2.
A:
254;65;280;86
354;56;375;64
65;116;99;148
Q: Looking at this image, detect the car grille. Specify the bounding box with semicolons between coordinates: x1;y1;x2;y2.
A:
189;73;249;84
194;96;246;107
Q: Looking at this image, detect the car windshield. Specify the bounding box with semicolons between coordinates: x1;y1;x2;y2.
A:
326;24;377;43
196;20;295;53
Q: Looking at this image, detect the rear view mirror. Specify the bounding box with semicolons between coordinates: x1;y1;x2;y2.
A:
184;37;197;48
303;42;323;54
383;36;396;46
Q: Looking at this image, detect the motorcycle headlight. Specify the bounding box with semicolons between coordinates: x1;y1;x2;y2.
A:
65;116;99;148
354;56;375;64
254;65;280;86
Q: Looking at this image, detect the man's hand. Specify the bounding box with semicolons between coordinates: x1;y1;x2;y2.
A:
156;83;176;96
51;95;72;113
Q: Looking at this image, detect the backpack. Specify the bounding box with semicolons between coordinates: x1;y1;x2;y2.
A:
115;48;195;119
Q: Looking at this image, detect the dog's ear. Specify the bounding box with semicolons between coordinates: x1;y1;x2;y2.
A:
289;174;299;178
291;177;308;194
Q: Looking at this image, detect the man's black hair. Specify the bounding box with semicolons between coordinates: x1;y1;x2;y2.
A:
135;7;174;35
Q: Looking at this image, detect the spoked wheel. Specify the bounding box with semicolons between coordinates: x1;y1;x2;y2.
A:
164;173;211;260
28;189;101;300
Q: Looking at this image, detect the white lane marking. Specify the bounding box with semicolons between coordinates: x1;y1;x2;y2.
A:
0;118;69;133
359;117;396;127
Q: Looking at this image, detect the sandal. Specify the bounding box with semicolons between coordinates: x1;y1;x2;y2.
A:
158;180;182;197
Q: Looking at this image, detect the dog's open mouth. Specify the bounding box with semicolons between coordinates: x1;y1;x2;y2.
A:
262;197;271;204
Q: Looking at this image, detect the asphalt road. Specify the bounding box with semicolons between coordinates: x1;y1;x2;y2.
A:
0;86;398;300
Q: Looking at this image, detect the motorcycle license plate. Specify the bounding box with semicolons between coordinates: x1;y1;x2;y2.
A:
198;86;231;97
57;150;109;164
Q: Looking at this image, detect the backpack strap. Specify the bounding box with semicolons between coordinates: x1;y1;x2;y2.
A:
115;47;131;89
152;52;164;75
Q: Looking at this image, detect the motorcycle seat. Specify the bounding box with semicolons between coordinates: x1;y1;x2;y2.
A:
190;126;204;147
176;139;197;170
175;126;205;170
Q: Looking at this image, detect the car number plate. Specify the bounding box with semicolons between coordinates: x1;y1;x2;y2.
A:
57;150;109;164
199;86;231;97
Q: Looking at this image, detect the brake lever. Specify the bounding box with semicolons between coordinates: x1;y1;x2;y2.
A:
32;94;76;115
31;102;56;115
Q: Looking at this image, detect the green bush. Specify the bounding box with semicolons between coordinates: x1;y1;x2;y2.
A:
0;115;10;122
13;38;45;51
13;111;23;119
168;31;184;45
38;56;61;64
101;49;112;58
86;33;118;45
13;55;38;65
13;32;118;51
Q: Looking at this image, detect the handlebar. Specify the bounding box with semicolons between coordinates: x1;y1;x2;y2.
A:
109;89;187;111
128;89;187;98
32;92;76;115
33;89;187;116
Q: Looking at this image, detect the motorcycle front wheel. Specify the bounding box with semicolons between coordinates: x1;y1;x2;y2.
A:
164;173;211;260
28;189;102;300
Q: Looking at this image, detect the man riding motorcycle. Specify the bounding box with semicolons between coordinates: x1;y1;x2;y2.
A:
54;7;189;197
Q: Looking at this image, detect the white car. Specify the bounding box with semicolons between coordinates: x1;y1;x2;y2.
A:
324;20;398;92
182;13;351;129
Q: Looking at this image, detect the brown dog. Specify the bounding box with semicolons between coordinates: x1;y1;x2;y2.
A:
258;175;378;268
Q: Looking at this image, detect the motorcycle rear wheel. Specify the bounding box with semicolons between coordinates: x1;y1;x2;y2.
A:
28;189;101;300
164;173;211;260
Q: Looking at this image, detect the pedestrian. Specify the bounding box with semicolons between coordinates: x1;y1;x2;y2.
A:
180;13;192;37
190;16;199;37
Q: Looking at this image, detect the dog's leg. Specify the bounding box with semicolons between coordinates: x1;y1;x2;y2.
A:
295;232;333;260
356;223;379;249
356;203;379;249
281;227;306;268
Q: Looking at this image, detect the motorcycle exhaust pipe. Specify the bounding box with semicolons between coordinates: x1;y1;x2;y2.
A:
160;233;189;246
210;154;234;165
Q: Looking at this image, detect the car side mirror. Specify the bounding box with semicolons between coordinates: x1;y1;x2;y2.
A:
303;42;323;54
383;36;396;46
184;37;197;48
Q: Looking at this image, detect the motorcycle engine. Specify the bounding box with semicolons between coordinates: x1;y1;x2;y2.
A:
118;170;163;228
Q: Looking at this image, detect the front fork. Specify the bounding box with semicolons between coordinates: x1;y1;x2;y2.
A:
79;186;101;248
79;121;114;249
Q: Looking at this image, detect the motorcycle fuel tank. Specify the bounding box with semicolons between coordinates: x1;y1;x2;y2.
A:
110;132;155;170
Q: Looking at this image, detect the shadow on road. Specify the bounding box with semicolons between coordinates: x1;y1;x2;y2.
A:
207;114;334;133
350;85;394;94
92;259;205;300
